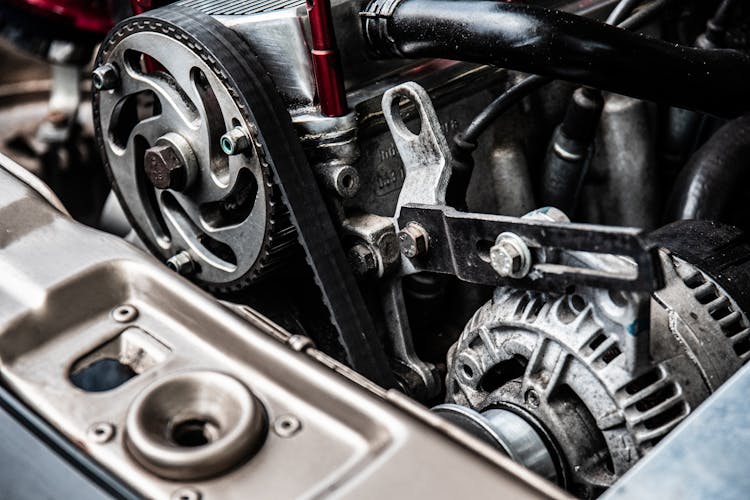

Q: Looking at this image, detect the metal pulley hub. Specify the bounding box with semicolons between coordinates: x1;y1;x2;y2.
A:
93;7;294;292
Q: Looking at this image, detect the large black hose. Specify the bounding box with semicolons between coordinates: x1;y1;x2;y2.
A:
361;0;750;117
666;115;750;221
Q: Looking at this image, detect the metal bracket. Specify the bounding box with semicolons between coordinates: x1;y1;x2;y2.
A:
398;204;663;293
382;82;453;218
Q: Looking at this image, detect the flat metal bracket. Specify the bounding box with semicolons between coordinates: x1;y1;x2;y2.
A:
398;204;664;293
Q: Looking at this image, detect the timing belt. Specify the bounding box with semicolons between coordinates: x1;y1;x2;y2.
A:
113;7;396;387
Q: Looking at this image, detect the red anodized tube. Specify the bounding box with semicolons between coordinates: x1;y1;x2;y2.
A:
306;0;348;117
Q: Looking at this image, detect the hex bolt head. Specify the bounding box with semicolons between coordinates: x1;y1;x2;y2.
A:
490;232;532;279
92;63;119;91
144;144;188;190
398;222;429;258
220;126;251;155
166;251;195;275
348;243;377;277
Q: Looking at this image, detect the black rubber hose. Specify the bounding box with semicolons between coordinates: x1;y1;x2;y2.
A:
362;0;750;117
666;115;750;221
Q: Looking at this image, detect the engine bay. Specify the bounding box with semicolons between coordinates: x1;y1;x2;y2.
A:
1;0;749;498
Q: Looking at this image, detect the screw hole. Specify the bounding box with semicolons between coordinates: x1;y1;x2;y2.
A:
462;364;474;378
171;418;219;448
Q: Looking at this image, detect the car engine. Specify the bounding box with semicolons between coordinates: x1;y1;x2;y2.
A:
1;0;749;498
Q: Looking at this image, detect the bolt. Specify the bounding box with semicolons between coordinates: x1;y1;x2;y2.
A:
490;232;531;278
348;243;377;277
144;144;188;190
273;415;302;438
525;388;541;408
220;126;251;155
398;222;429;258
377;231;401;267
166;251;195;275
88;422;115;444
92;63;119;91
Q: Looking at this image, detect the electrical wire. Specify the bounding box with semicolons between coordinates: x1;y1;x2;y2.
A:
456;0;668;149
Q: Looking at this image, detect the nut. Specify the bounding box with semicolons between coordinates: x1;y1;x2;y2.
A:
398;222;429;258
166;251;195;275
348;243;377;277
92;63;119;91
490;232;532;278
144;144;187;190
220;126;251;155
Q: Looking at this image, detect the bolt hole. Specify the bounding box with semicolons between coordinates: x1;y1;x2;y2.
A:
171;418;219;448
341;174;353;189
462;364;474;378
390;94;422;136
93;73;103;89
476;239;493;263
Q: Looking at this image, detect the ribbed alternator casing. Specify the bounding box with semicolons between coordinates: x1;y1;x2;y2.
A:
446;236;749;495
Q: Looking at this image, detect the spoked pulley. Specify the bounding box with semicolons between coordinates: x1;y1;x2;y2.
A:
94;9;294;291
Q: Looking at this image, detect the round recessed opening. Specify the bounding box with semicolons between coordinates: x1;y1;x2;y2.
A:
171;417;219;447
125;371;266;480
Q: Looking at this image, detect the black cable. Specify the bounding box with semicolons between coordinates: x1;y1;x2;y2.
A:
459;75;551;146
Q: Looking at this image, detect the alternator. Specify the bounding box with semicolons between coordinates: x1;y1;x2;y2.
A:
442;220;750;497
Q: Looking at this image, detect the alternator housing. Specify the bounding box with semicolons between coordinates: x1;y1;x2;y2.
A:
446;221;750;496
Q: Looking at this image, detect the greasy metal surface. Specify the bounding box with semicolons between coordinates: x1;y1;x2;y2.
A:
0;167;565;500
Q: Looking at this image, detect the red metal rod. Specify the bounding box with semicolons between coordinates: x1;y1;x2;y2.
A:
307;0;348;117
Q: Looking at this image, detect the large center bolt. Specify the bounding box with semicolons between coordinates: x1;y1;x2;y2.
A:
144;133;198;191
